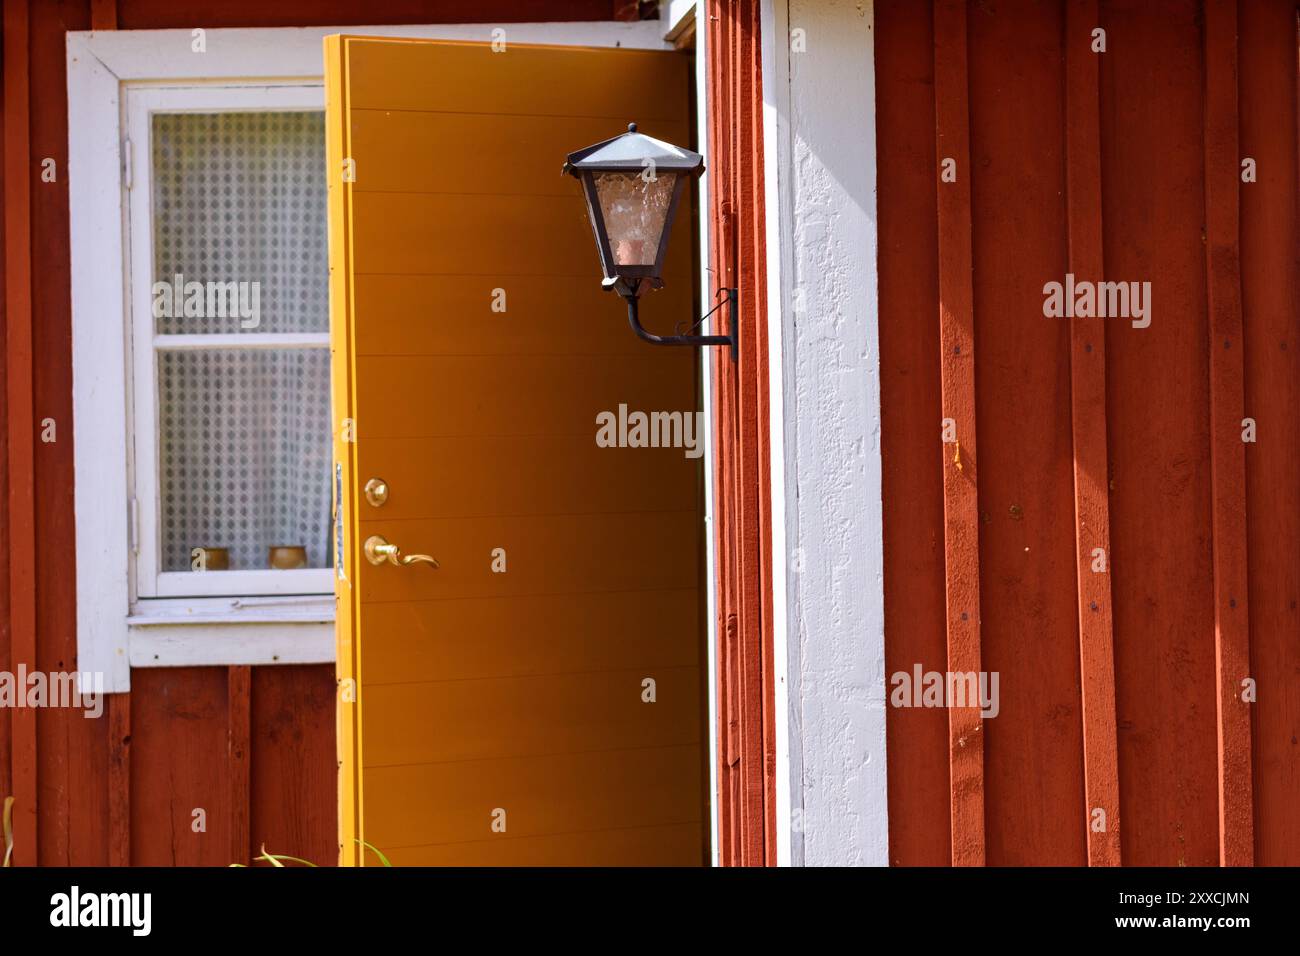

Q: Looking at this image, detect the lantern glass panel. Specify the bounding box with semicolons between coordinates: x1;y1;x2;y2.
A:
593;171;679;266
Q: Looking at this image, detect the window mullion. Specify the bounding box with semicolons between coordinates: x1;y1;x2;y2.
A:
153;333;330;350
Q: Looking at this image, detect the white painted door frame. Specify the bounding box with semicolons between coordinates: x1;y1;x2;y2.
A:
758;0;890;866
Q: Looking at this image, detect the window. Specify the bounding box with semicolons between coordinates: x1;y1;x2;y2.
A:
126;89;333;599
70;73;338;688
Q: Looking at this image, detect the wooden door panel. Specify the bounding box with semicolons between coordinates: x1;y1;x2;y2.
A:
363;667;702;766
344;40;688;118
353;354;697;439
353;192;591;276
352;192;696;281
357;436;697;520
360;591;703;685
328;36;706;867
353;274;695;357
349;109;690;197
355;276;647;357
364;748;703;850
385;824;705;867
356;511;701;603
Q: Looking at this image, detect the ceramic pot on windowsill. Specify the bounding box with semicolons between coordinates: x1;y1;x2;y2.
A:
191;546;230;571
268;545;308;570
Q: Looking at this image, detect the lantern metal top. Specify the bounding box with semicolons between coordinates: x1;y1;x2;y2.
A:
562;123;704;177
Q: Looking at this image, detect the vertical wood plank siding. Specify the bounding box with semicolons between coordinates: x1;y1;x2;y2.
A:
877;0;1300;865
1201;0;1255;867
4;0;1296;869
4;0;39;867
1064;0;1122;867
932;0;986;867
878;0;952;867
1240;1;1300;867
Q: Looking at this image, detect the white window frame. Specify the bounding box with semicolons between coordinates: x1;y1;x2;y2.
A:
67;19;671;691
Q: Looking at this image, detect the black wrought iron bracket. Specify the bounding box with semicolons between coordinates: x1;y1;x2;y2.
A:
606;278;738;360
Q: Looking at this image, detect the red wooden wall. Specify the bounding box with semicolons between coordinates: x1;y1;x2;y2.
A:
878;0;1300;865
1;0;630;867
706;0;778;867
8;0;1293;870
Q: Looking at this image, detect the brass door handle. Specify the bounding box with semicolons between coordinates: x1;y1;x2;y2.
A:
363;535;439;569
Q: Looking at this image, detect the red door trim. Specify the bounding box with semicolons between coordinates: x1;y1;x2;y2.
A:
706;0;777;867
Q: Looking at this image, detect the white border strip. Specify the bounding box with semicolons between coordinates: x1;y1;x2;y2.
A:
687;0;722;868
763;0;889;865
68;34;132;693
759;0;795;868
69;21;668;80
129;623;333;669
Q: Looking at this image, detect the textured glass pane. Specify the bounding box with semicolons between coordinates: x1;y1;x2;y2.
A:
152;112;327;334
594;171;677;266
158;348;332;572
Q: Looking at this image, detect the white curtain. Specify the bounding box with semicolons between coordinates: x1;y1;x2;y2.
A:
152;112;331;572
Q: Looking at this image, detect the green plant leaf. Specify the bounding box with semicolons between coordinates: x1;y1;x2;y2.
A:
254;843;318;867
357;839;392;867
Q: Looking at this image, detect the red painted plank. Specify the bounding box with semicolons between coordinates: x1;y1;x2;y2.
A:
4;0;38;867
227;666;252;865
1064;0;1121;867
876;0;950;867
968;0;1087;866
90;0;118;30
730;0;770;869
728;0;762;868
932;0;984;867
706;0;776;865
1240;0;1300;867
249;666;337;866
1202;0;1254;867
1102;0;1219;867
129;669;231;866
108;694;131;866
742;0;777;867
30;0;103;867
706;0;737;866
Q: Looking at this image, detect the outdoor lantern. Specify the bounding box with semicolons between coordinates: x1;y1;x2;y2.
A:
564;123;737;357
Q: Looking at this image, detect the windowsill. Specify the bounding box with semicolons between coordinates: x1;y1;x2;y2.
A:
127;593;335;627
125;594;336;668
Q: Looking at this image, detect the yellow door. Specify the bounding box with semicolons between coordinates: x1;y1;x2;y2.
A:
325;36;707;866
